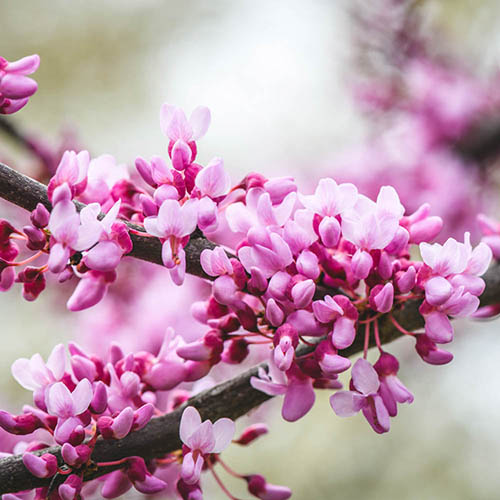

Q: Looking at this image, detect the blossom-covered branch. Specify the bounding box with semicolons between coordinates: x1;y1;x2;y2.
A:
0;259;498;496
0;161;216;280
2;49;500;500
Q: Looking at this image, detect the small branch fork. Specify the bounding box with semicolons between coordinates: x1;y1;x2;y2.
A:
0;161;500;494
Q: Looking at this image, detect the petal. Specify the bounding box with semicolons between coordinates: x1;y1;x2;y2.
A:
425;311;453;344
195;157;230;198
331;317;356;350
47;382;74;417
11;358;38;390
180;406;202;445
101;200;121;234
72;379;93;415
46;344;66;381
190;106;211;140
211;418;235;453
352;358;380;395
160;103;176;137
330;391;364;417
282;380;315;422
84;241;122;272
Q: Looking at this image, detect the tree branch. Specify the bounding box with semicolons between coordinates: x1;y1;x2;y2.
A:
0;161;215;280
1;161;500;494
0;260;499;494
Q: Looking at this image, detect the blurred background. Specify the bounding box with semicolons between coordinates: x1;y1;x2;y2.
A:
2;1;500;498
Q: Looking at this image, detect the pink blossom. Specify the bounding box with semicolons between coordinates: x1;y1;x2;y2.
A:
0;54;39;114
330;358;390;434
200;247;233;277
144;199;198;284
47;150;90;201
299;177;358;217
160;103;211;170
246;474;292;500
195;157;231;199
179;406;235;484
250;357;315;422
226;188;297;235
374;353;413;417
238;230;293;278
45;379;93;443
11;344;66;411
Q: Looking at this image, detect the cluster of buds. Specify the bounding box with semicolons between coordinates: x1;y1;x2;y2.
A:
0;342;285;500
0;54;39;114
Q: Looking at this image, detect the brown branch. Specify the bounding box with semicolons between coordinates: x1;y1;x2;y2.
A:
1;161;500;494
0;260;500;494
0;161;215;280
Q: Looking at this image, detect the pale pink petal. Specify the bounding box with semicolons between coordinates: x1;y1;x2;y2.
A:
72;379;93;415
101;200;121;234
180;406;202;445
331;317;356;350
250;377;287;396
467;242;492;276
167;108;192;142
211;418;236;453
159;103;176;137
425;277;453;306
195;158;231;198
4;54;40;74
46;344;66;381
84;241;122;272
48;243;70;274
352;358;380;395
425;311;453;343
330;391;364;417
11;358;37;390
143;216;162;238
190;106;211;140
47;382;74;418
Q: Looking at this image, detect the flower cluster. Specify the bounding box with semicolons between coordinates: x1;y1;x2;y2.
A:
0;50;496;499
1;96;492;431
0;341;286;500
0;54;39;114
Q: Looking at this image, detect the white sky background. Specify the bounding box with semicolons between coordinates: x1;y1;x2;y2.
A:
1;1;500;498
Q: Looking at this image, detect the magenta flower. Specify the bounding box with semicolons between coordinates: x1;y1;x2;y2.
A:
48;192;108;274
142;328;187;391
250;357;315;422
0;54;39;114
160;103;211;170
45;379;93;443
330;358;390;434
144;199;198;284
179;406;235;485
195;157;231;199
47;150;90;202
342;186;405;279
299;177;358;217
373;353;413;417
11;344;67;412
246;474;292;500
238;230;293;278
226;188;297;235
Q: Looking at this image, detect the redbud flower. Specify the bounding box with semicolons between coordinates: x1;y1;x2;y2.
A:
0;54;39;114
330;358;390;434
179;406;235;485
